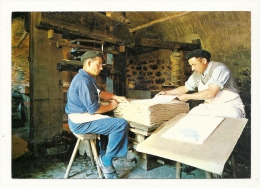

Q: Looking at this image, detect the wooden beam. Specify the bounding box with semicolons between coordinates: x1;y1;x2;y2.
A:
129;12;193;33
57;60;83;72
56;41;119;55
139;38;201;51
35;12;132;45
70;39;105;44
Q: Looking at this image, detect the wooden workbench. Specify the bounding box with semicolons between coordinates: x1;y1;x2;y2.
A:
136;113;248;178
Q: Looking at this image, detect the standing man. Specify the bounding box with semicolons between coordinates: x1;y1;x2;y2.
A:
65;51;129;178
157;49;245;118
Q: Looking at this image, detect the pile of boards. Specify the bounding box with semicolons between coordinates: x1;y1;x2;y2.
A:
113;99;189;127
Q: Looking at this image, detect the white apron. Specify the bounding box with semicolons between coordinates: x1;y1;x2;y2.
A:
188;81;246;118
68;83;111;123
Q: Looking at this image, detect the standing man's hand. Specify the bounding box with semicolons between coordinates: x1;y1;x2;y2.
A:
156;91;167;96
177;94;189;102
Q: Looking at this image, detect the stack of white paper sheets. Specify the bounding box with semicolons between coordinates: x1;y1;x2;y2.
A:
113;95;189;127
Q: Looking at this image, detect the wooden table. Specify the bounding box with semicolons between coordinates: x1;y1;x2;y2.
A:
136;113;248;178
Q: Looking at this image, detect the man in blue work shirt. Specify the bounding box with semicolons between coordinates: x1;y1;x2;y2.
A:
65;51;129;178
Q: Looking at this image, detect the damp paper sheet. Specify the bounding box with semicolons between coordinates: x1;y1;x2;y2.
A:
161;115;225;144
152;94;178;102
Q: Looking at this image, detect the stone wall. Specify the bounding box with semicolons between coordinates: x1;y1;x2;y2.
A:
126;49;191;91
12;17;29;87
11;16;30;127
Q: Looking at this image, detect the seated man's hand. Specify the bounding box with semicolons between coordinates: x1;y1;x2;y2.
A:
113;95;129;103
110;99;119;109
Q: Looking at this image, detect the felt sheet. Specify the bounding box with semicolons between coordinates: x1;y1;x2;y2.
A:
136;113;248;175
161;115;224;144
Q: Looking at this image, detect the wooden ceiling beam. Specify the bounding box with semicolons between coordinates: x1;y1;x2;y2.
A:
34;12;132;45
129;12;193;33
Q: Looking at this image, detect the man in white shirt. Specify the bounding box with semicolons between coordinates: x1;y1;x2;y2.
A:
157;49;245;118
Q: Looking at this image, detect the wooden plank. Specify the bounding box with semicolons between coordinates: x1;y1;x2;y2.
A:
128;121;160;132
129;128;152;136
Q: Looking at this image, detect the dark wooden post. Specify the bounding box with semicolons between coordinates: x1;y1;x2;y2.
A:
28;12;63;153
114;50;127;96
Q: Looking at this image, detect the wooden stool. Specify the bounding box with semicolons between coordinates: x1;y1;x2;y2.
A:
64;134;103;178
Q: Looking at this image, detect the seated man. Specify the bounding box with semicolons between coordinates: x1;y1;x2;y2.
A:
157;49;245;118
65;51;129;178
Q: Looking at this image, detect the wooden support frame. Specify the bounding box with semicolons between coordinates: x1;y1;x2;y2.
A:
29;12;63;153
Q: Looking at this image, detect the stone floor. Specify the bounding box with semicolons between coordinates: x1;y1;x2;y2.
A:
11;151;208;179
10;123;251;180
4;123;257;188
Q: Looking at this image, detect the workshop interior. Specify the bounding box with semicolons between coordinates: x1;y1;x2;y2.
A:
11;11;251;179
